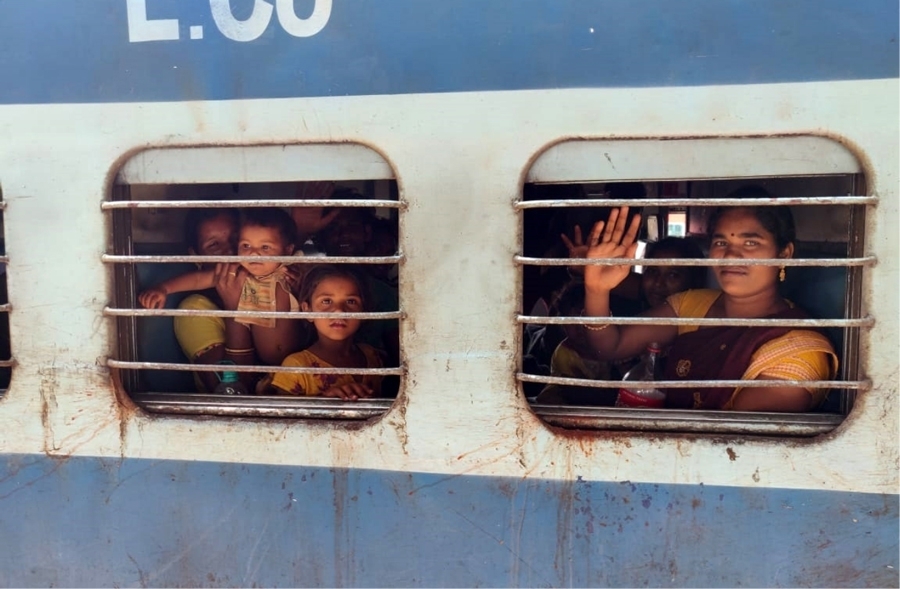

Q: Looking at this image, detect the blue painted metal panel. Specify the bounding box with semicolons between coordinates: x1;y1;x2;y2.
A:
0;454;896;587
0;0;896;104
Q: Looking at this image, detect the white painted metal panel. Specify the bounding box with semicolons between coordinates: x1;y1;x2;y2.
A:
117;144;394;184
526;136;862;183
0;80;894;498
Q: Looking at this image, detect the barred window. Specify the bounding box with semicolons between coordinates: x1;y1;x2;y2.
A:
518;137;871;436
106;145;402;420
0;192;10;392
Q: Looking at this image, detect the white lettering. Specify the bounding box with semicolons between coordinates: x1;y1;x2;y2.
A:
210;0;274;42
276;0;331;38
126;0;180;42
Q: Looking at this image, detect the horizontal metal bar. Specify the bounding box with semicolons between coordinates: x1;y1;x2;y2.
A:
516;256;875;267
532;405;844;437
516;196;875;209
102;254;402;265
104;307;403;320
109;359;404;376
131;393;393;420
520;314;874;328
102;199;404;210
0;359;15;368
0;256;9;265
0;304;12;313
518;372;870;390
0;201;6;210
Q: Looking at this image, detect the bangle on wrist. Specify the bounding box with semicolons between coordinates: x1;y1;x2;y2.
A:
225;347;255;355
582;309;612;332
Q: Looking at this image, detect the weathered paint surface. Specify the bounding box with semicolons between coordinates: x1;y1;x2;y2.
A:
0;454;896;587
0;1;896;583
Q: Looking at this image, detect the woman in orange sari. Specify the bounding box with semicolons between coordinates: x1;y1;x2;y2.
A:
581;189;837;412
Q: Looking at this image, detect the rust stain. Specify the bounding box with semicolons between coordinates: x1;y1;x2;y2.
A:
726;447;738;461
110;366;141;456
38;365;60;455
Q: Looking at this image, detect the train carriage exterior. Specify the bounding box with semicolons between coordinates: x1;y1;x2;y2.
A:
0;0;897;586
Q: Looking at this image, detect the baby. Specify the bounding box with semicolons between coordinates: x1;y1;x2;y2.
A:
139;207;304;365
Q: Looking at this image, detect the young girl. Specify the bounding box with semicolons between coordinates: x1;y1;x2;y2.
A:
266;264;383;400
139;207;305;366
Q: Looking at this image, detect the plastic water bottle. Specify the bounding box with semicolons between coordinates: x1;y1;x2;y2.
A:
214;364;249;395
616;343;666;408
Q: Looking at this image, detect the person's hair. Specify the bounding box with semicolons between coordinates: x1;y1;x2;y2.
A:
706;186;796;250
548;280;586;317
298;264;370;310
369;217;398;248
240;207;297;247
646;237;707;289
184;208;239;251
318;188;376;222
330;205;376;224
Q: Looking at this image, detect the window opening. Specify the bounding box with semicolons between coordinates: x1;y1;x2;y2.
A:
0;191;11;392
105;146;403;420
518;139;873;437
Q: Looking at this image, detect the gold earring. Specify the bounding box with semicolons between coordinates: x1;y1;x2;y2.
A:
779;266;786;282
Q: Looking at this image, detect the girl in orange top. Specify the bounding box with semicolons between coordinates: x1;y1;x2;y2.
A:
266;265;383;400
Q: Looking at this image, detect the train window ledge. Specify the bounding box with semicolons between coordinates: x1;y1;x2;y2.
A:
533;405;845;437
105;145;402;420
518;137;871;437
129;393;394;420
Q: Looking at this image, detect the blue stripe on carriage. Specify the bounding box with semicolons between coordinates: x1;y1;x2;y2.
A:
0;453;896;587
0;0;897;104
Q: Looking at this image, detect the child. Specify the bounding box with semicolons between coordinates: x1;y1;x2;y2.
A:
266;264;383;400
139;207;305;366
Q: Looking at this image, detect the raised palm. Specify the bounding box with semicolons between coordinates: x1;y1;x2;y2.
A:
583;206;642;293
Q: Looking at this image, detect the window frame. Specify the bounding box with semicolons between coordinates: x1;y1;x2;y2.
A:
518;136;874;437
106;144;404;420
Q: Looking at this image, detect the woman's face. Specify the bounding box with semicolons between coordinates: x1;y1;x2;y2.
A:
193;213;237;258
641;251;694;308
708;208;793;297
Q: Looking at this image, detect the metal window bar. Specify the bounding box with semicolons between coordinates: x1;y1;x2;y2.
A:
518;373;870;391
104;309;403;320
516;196;876;208
516;256;874;268
101;199;404;210
108;359;402;376
103;254;402;265
519;315;872;328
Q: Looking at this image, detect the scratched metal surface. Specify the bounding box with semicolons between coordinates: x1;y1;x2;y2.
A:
0;455;896;588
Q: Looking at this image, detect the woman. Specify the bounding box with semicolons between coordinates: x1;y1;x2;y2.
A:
170;208;240;392
582;193;837;412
